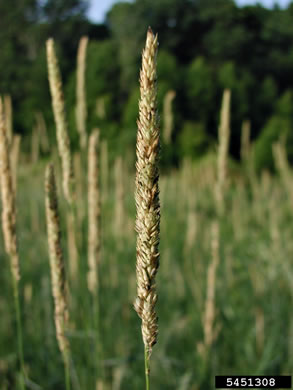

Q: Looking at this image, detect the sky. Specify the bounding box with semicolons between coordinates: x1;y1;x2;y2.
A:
87;0;291;23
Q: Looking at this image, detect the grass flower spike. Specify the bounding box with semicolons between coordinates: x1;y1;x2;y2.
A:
46;38;74;205
45;163;71;389
134;27;160;388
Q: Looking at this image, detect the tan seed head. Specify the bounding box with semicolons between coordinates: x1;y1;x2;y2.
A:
134;27;160;357
45;163;69;358
0;97;20;281
46;38;74;205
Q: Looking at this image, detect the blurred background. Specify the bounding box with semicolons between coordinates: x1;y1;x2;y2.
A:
2;0;293;170
1;1;293;389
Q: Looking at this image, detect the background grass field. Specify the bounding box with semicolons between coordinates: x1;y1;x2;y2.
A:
0;151;292;389
1;0;293;388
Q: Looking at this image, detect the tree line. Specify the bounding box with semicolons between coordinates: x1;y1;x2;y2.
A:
1;0;293;170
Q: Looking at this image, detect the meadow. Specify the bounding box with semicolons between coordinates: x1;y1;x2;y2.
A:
0;30;292;390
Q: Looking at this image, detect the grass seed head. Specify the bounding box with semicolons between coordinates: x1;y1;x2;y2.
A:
46;38;74;205
45;163;69;358
76;36;88;150
134;27;160;357
0;97;20;281
87;129;101;294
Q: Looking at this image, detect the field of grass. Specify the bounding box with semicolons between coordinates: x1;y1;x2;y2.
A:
0;152;292;389
0;30;292;390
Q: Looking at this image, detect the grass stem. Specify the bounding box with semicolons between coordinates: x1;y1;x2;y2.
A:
64;352;71;390
12;275;26;390
144;348;150;390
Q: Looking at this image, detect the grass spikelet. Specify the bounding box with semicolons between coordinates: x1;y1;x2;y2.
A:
216;89;231;214
76;36;88;150
134;27;160;388
87;129;101;294
45;163;70;388
46;38;74;205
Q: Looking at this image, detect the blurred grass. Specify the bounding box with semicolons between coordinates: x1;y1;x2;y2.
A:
0;156;292;389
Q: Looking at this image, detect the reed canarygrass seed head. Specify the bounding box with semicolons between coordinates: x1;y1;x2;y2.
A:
46;38;74;205
87;128;101;294
0;97;20;281
134;27;160;357
45;163;69;358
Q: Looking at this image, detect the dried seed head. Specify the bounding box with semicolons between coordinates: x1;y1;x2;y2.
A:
46;38;74;205
216;89;231;214
87;129;101;294
134;27;160;357
203;221;220;349
0;97;20;281
76;36;88;149
45;163;69;358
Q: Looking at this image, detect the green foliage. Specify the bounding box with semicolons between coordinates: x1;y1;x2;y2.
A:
123;87;140;131
1;160;293;388
157;50;179;87
86;40;120;100
106;2;145;90
186;57;214;122
252;77;278;134
86;39;121;123
254;90;293;172
218;61;237;89
178;121;211;159
1;0;293;168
